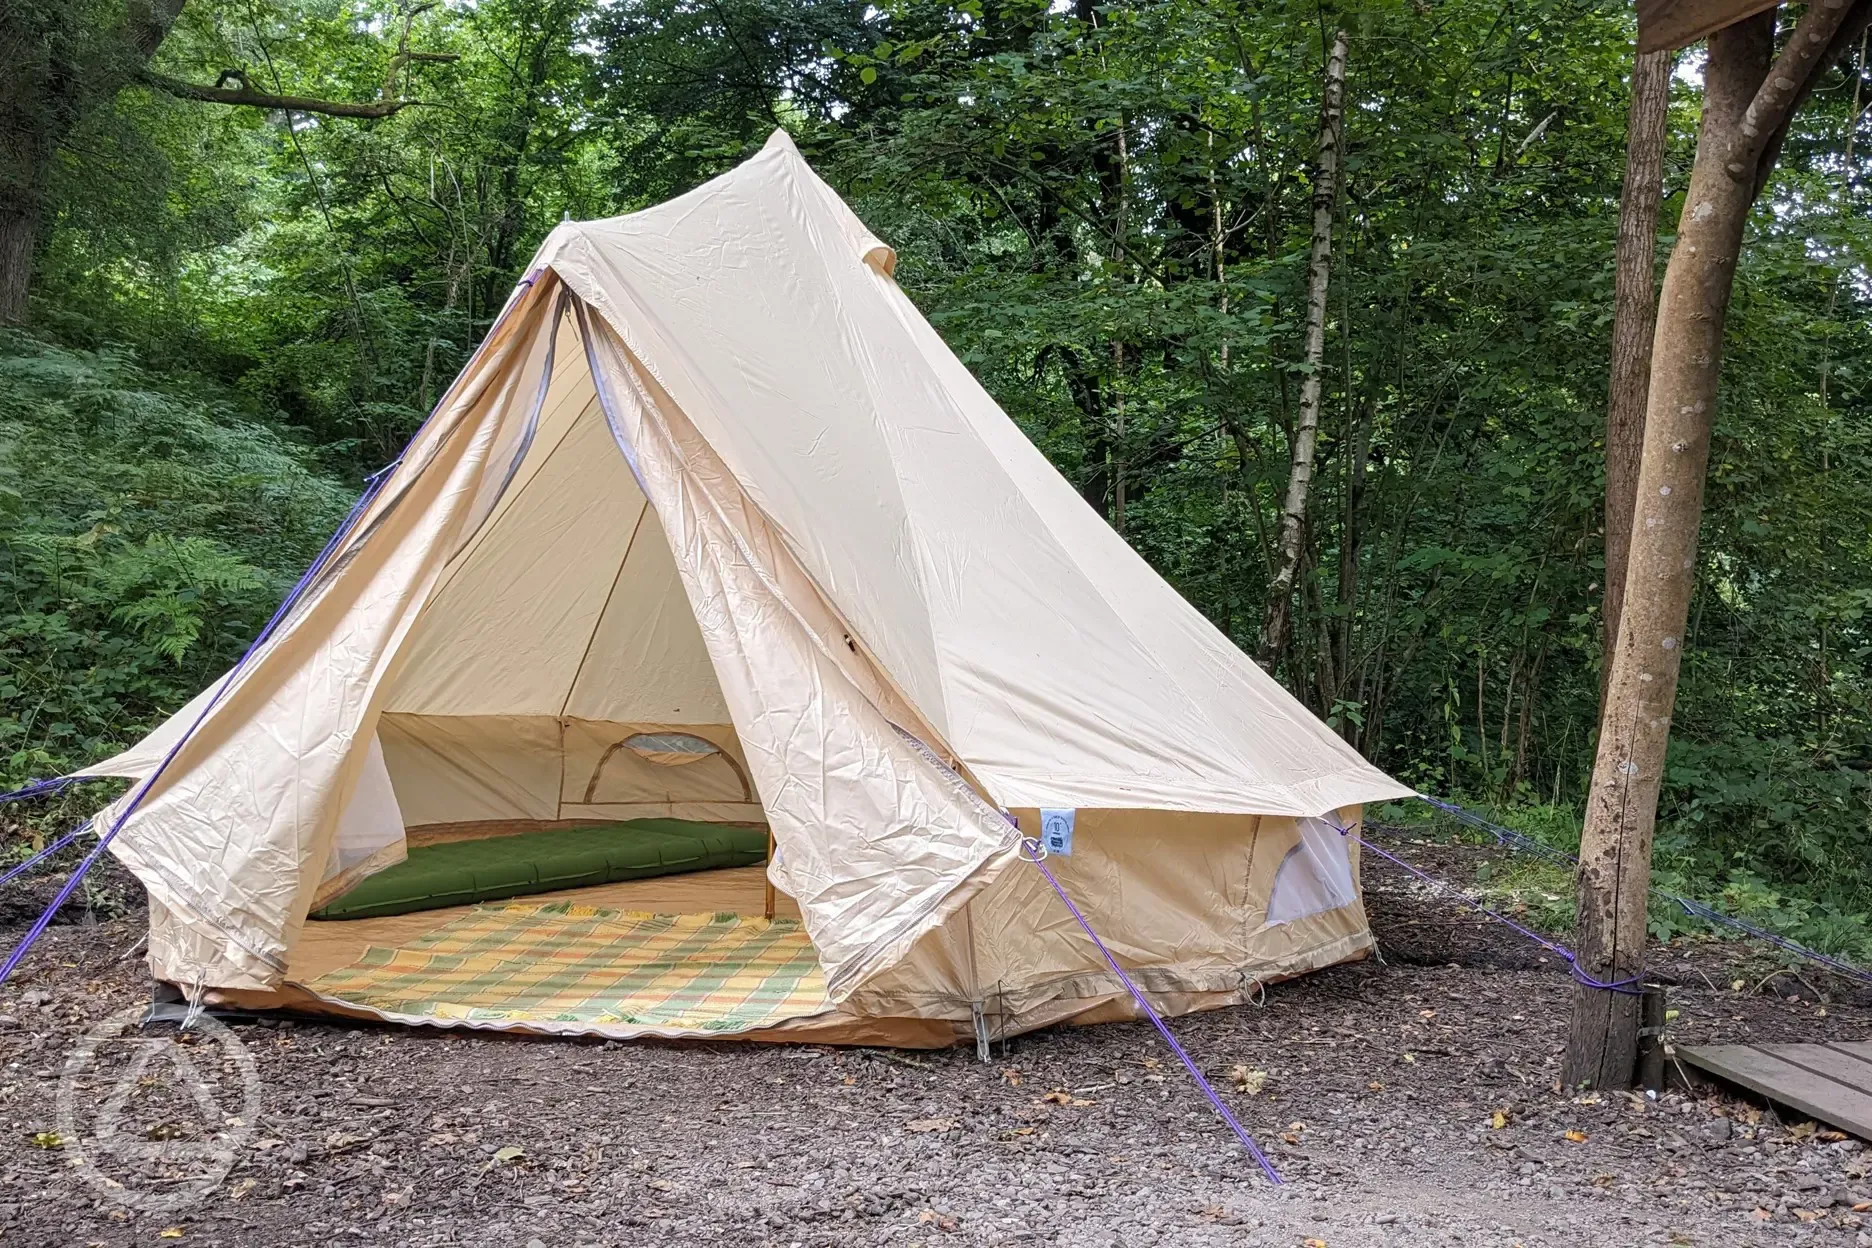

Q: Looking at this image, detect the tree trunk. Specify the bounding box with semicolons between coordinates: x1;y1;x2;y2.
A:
1566;0;1872;1091
1260;28;1347;669
0;0;192;325
1602;48;1676;685
0;199;34;325
1565;11;1776;1091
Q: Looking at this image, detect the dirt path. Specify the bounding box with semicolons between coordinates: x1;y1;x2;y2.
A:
1;841;1868;1247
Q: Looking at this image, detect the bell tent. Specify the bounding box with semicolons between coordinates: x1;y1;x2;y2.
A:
72;131;1411;1046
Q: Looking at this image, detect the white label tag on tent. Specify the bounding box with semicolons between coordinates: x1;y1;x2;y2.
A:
1040;808;1076;856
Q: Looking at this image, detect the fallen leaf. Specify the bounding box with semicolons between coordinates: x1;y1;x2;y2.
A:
1040;1090;1094;1107
492;1145;525;1164
1741;1107;1762;1125
1139;1057;1161;1070
1000;1068;1021;1087
1419;1009;1436;1019
917;1209;958;1231
1563;1130;1589;1143
906;1118;958;1133
1489;1110;1510;1130
29;1131;61;1150
1367;1081;1384;1091
1304;1239;1328;1247
1817;1130;1846;1142
1401;1053;1416;1064
1748;1209;1770;1222
158;1232;184;1241
1730;979;1745;992
1852;1201;1872;1213
1787;1121;1816;1139
1794;1209;1822;1223
1227;1065;1269;1095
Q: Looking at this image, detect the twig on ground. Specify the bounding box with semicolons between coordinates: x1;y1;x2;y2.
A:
1752;968;1824;1002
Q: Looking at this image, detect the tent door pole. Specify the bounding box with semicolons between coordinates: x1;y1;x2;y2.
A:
763;828;776;920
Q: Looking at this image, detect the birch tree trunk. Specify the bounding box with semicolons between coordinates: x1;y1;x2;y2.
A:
1565;0;1872;1089
1602;48;1676;682
1260;28;1347;669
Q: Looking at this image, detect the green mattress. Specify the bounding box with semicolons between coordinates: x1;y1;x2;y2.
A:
311;819;770;921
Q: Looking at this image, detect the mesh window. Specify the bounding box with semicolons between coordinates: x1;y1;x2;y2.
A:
1265;817;1358;925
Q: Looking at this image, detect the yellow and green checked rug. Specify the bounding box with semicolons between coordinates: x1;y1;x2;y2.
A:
304;903;829;1033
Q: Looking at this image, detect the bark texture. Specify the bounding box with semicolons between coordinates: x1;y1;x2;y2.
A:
0;0;187;323
1260;29;1347;669
1603;48;1676;679
0;0;446;324
1564;0;1872;1089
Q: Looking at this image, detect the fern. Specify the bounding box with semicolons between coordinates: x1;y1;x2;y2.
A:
0;330;351;784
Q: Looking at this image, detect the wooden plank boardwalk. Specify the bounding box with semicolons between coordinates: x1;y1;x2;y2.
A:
1679;1042;1872;1140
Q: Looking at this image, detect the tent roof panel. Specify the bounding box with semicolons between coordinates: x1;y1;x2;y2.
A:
536;131;1411;816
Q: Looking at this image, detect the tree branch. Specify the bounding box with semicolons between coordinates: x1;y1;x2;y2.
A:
141;2;456;123
1726;0;1864;182
1750;0;1872;196
143;70;418;117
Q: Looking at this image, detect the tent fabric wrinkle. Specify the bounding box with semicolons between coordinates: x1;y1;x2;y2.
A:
72;130;1409;1042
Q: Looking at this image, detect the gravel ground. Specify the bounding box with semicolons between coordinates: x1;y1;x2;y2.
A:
1;836;1869;1248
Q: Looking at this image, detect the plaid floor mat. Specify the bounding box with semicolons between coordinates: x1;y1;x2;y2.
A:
303;903;829;1033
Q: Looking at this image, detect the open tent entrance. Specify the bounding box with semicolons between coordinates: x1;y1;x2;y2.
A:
297;295;828;1037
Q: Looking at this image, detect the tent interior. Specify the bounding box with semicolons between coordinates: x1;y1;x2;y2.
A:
217;293;1378;1048
278;299;848;1037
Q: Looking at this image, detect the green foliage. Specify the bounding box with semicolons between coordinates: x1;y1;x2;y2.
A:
0;331;350;781
3;0;1868;958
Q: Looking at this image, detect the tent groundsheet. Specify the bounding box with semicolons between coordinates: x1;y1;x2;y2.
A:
306;902;828;1034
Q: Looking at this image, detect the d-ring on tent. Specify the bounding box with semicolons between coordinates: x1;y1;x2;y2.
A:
70;131;1411;1047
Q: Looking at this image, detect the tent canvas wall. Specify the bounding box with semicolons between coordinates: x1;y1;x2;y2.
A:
76;131;1412;1046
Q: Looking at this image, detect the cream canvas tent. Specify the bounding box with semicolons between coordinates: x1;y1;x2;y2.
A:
74;130;1412;1047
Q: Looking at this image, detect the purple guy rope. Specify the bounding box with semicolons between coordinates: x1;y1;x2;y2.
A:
1023;841;1284;1185
1667;896;1872;986
0;269;549;983
0;777;80;805
1405;796;1872;987
0;463;398;985
0;826;87;888
1336;822;1644;995
1417;796;1579;870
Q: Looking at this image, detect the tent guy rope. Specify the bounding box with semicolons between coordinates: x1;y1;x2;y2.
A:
1019;834;1285;1185
0;458;404;985
1332;819;1645;995
1402;798;1872;987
